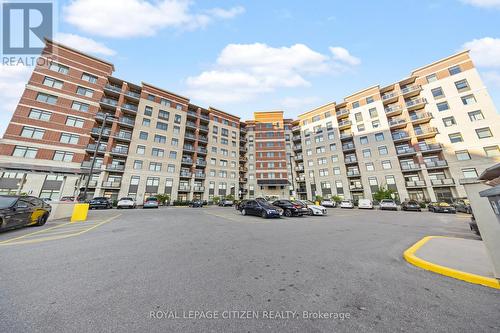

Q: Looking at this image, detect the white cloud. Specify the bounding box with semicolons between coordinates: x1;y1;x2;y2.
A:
186;43;360;104
280;96;321;109
63;0;245;38
462;37;500;67
482;71;500;87
329;47;361;66
54;33;116;56
0;65;32;136
461;0;500;9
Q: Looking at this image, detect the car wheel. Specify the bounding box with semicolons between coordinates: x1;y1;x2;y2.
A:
284;209;292;217
308;208;313;216
35;213;48;226
261;211;267;218
241;209;247;216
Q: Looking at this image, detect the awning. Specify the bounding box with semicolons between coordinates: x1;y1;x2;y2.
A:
257;179;290;186
0;163;100;175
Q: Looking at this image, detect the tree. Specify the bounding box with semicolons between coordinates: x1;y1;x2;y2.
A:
225;194;235;201
156;194;170;206
213;196;220;204
372;186;395;202
331;195;342;203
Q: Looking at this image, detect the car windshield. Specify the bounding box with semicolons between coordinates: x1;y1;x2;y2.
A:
0;196;18;208
408;201;418;204
439;202;450;207
382;200;394;203
304;200;316;205
120;198;133;201
342;200;350;203
146;197;157;201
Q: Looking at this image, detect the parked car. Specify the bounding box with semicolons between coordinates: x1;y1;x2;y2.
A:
272;199;308;217
0;195;51;231
190;199;204;208
321;199;336;208
218;199;234;207
143;197;159;209
60;196;75;202
469;214;481;237
117;197;136;209
428;202;456;213
454;199;472;214
401;200;422;212
88;197;112;209
240;200;281;218
235;200;248;211
339;200;354;209
358;199;374;209
297;200;327;216
379;199;398;211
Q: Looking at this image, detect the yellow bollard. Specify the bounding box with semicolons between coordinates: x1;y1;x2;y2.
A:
71;203;89;222
315;201;320;205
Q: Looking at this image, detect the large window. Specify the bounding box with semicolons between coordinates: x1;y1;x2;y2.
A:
461;94;476;105
36;93;57;104
28;109;51;121
12;146;37;158
76;86;94;97
60;133;79;144
66;116;85;128
468;110;484;121
476;127;492;139
43;76;63;89
449;132;463;143
72;101;89;112
21;126;44;139
431;87;444;98
448;65;461;75
462;168;478;179
436;101;449;112
81;73;98;83
484;146;500;157
455;79;470;92
442;116;456;127
53;151;74;162
49;62;69;74
455;150;471;161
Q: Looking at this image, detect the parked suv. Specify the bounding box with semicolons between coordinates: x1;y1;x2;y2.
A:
272;200;308;217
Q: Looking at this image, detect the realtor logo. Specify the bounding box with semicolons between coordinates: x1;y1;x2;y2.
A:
1;1;53;55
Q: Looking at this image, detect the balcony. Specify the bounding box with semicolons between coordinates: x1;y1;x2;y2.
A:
239;166;248;172
295;166;304;172
124;90;141;100
95;112;115;122
239;156;247;162
405;180;426;188
200;114;210;122
388;118;407;130
117;117;135;128
384;104;403;116
381;91;399;104
239;177;248;183
338;120;352;130
86;144;106;153
336;109;349;119
347;170;361;178
419;143;443;153
113;131;132;141
293;145;302;151
178;185;191;192
199;125;209;133
100;97;118;109
344;156;358;165
400;164;422;172
183;145;195;152
198;136;208;143
349;185;364;191
342;143;356;152
194;173;206;179
186;121;197;129
401;84;422;97
187;110;198;118
110;147;129;156
104;83;122;94
396;147;416;156
414;127;438;139
292;135;302;142
431;178;456;187
425;160;448;169
105;164;125;172
87;180;98;188
193;186;205;192
121;103;138;114
81;161;102;169
340;132;353;140
184;132;196;141
410;112;432;125
297;187;307;193
197;147;207;155
101;181;121;189
90;127;111;137
292;125;301;132
196;160;207;167
180;171;192;178
392;131;410;142
405;97;427;111
239;146;247;152
295;154;303;161
181;157;193;165
296;176;306;182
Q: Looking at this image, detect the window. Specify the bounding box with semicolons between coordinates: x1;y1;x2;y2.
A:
149;162;162;172
169;151;177;159
176;104;183;110
362;149;371;158
484;146;500;157
66;116;85;128
49;62;69;74
360;136;368;144
144;106;153;116
442;116;456;127
461;94;476;105
312;115;320;122
29;109;51;121
448;65;461;76
369;108;378;119
72;101;89;112
476;127;492;139
327;132;335;140
436;101;449;112
154;134;166;143
319;169;329;177
352;101;360;109
468;110;484;121
333;167;341;175
426;73;437;83
173;126;180;135
455;150;471;161
21;126;44;139
372;120;380;128
331;155;339;162
139;131;148;140
366;96;374;104
174;115;181;124
147;94;155;101
375;133;384;142
36;93;57;104
357;124;365;132
160;98;170;107
378;146;388;155
76;86;94;97
171;138;178;147
60;133;79;144
13;146;37;158
136;145;145;155
53;151;74;162
156;122;168;131
431;87;444;99
355;112;363;122
81;73;98;83
142;118;151;127
366;162;375;171
449;132;463;143
152;148;164;157
133;160;143;169
167;165;175;173
455;79;469;92
382;160;392;169
462;168;478;179
158;110;169;120
43;76;63;89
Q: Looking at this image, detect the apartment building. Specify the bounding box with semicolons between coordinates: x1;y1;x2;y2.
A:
0;40;499;203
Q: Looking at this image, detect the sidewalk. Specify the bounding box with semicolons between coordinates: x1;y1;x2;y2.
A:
404;236;500;289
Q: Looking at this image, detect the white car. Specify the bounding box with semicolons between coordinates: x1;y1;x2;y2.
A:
321;199;336;208
298;200;327;216
117;197;136;209
379;199;398;211
339;200;354;209
358;198;374;209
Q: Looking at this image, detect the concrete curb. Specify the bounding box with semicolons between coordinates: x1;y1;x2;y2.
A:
403;236;500;290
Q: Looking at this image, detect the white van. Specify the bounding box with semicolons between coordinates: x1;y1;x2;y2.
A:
358;198;374;209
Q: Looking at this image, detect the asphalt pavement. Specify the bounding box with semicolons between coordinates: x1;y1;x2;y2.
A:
0;207;498;332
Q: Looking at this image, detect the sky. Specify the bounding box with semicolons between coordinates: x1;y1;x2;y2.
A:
1;0;500;135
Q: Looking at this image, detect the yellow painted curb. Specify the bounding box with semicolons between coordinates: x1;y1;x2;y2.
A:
403;236;500;290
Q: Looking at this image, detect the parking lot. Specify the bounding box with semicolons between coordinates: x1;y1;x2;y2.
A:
1;206;498;332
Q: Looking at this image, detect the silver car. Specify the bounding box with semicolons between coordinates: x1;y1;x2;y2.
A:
143;197;159;209
379;199;398;211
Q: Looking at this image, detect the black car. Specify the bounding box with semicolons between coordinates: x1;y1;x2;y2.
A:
235;200;248;211
0;196;51;231
272;200;308;217
240;200;281;218
190;200;204;208
428;202;456;213
88;197;113;209
453;199;472;214
401;200;422;212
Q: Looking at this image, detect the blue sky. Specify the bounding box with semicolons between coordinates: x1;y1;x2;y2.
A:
1;0;500;133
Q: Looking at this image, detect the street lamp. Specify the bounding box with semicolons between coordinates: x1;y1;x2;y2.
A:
82;113;116;200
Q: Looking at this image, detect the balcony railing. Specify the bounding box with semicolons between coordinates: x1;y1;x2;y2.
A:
86;144;106;152
125;90;141;99
100;97;118;106
425;160;448;168
388;118;407;127
384;104;403;114
340;133;353;140
419;143;443;152
194;173;206;179
342;143;355;151
345;156;358;164
295;166;304;171
113;131;132;140
349;185;364;191
400;164;421;171
111;147;128;155
296;176;306;182
199;125;209;132
396;147;416;155
91;127;111;136
187;111;198;117
121;103;138;112
181;157;193;164
183;145;195;152
406;180;426;187
193;186;205;192
118;117;135;126
410;112;432;122
347;170;360;177
382;91;398;101
401;84;421;95
81;161;102;169
431;178;455;186
101;181;121;188
104;83;122;93
105;164;125;171
197;147;207;154
297;187;307;193
414;127;438;137
338;120;352;128
293;145;302;151
405;97;427;109
180;171;192;178
336;109;349;117
198;136;208;142
196;160;206;166
185;132;196;140
392;132;410;141
292;135;301;141
178;185;191;191
295;154;303;160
